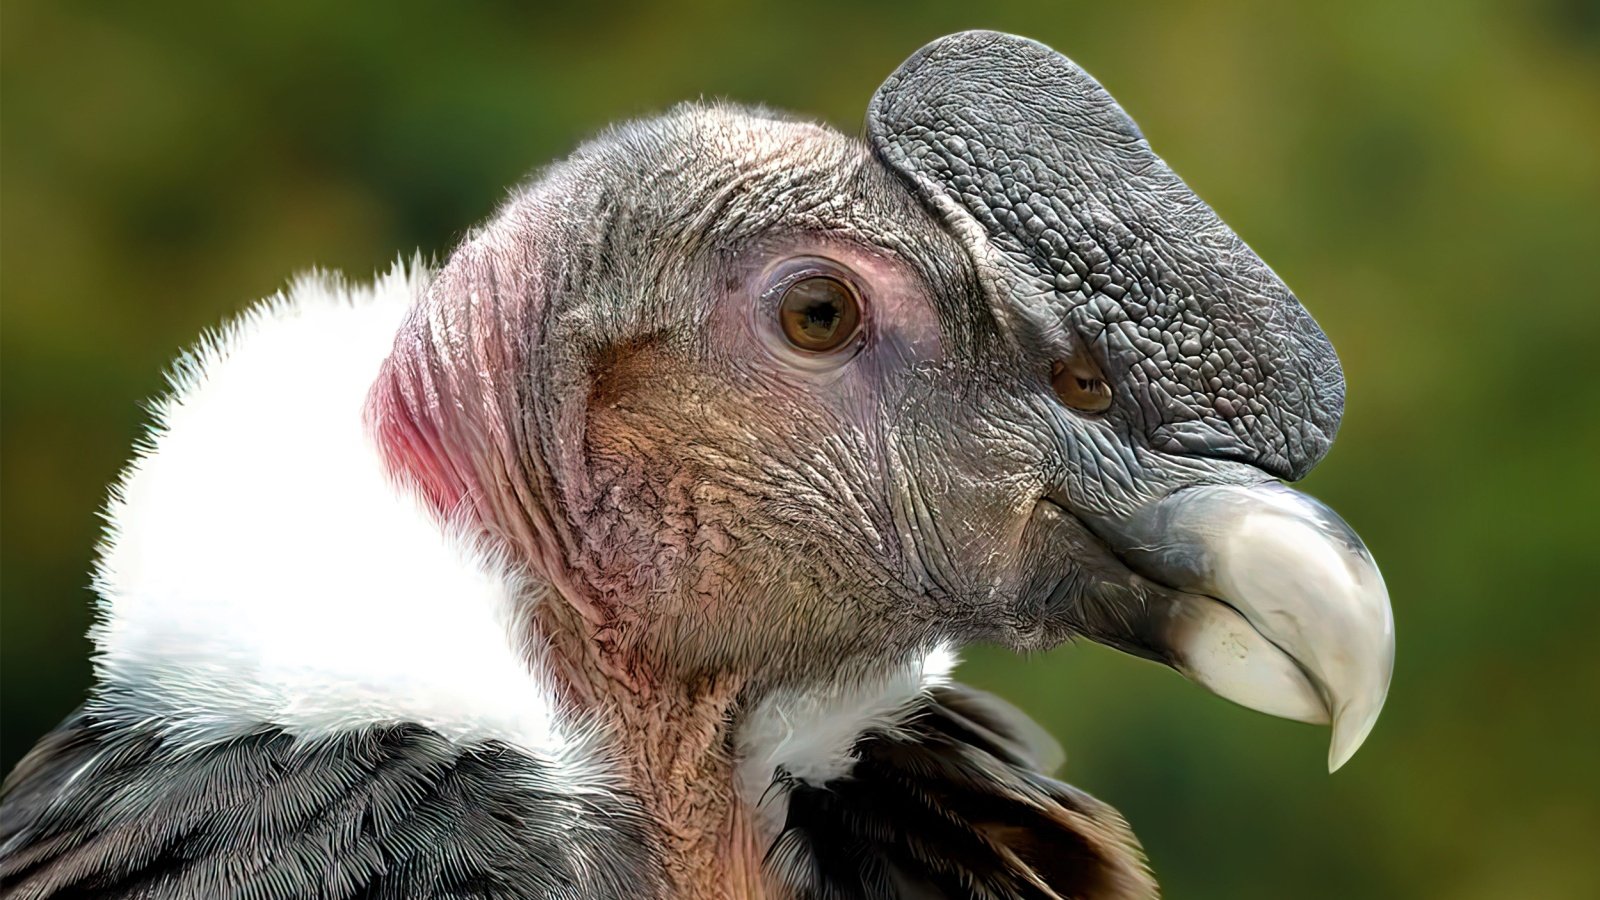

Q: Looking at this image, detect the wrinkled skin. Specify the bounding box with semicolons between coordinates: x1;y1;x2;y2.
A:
378;104;1196;681
376;35;1384;717
367;35;1392;891
376;111;1002;679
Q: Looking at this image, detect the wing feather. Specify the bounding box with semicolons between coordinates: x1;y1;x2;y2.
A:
0;710;661;899
768;682;1158;900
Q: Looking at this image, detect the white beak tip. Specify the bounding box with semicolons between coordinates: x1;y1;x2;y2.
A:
1327;701;1384;772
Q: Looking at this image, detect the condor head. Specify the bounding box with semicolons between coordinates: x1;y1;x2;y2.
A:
373;31;1393;772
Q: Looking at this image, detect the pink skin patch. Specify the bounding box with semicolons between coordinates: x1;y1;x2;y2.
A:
367;359;469;516
363;249;534;536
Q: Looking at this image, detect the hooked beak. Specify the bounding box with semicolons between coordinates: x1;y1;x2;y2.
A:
1083;483;1395;771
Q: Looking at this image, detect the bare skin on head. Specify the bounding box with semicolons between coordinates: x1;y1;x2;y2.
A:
368;110;954;896
363;32;1393;894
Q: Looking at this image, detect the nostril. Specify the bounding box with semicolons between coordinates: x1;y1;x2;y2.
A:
1052;357;1113;414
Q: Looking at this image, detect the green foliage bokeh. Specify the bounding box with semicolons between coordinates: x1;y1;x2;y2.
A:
3;2;1597;897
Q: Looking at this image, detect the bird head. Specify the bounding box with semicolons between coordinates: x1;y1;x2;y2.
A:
369;31;1393;771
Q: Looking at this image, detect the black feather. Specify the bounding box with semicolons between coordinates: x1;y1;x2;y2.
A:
0;708;663;900
766;682;1158;900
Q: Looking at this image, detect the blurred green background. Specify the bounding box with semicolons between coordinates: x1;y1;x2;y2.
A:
3;1;1597;896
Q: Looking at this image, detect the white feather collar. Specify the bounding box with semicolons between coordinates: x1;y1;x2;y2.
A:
86;262;953;796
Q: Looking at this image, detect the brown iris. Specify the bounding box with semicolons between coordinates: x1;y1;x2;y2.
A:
778;275;861;352
1052;355;1113;413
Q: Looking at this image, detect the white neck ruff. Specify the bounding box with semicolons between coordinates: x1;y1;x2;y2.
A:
88;262;954;799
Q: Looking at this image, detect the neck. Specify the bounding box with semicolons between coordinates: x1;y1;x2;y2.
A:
532;598;773;900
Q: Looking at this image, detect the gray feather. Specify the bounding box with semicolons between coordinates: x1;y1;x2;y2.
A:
0;707;663;900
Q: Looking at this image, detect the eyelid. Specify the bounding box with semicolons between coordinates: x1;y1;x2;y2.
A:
762;257;864;303
754;256;871;367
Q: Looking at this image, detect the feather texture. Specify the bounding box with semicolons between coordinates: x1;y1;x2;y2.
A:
0;707;662;899
765;683;1157;900
88;262;575;760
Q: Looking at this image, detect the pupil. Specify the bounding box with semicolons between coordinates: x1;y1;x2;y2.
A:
778;274;857;351
803;301;838;336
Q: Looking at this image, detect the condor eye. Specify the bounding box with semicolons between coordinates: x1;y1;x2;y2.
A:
778;275;861;352
1053;356;1113;414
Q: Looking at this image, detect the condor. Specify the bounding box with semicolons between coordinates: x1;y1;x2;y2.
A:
0;31;1393;900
